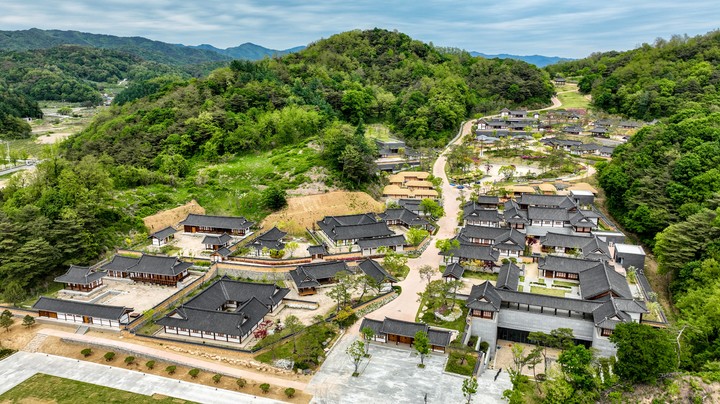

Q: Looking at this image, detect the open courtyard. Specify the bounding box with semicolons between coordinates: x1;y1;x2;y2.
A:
308;336;511;403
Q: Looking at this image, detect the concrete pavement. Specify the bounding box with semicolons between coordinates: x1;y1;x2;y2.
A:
0;351;283;403
37;328;308;390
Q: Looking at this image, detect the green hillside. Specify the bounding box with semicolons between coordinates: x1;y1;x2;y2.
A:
0;28;230;66
547;30;720;120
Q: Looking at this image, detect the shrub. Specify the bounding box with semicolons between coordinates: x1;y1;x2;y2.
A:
80;348;92;357
284;387;296;398
124;356;135;365
236;378;247;389
103;352;115;361
145;360;155;369
479;341;490;353
188;368;200;378
260;383;270;393
166;365;176;374
212;374;222;384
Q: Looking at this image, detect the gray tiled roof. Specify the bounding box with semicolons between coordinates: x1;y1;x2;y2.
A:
442;263;465;279
102;254;191;276
358;259;398;284
33;297;130;320
180;214;253;230
458;226;525;251
463;206;502;222
289;261;352;289
157;297;268;337
495;288;601;314
185;275;289;310
592;298;647;329
359;317;452;347
249;226;287;251
398;199;422;212
528;206;570;221
318;214;395;241
212;247;232;257
496;262;521;291
441;241;499;261
150;226;177;240
517;194;577;209
54;265;105;285
579;262;632;300
359;318;384;336
379;208;430;228
307;245;327;255
202;233;233;246
467;281;503;311
539;255;599;274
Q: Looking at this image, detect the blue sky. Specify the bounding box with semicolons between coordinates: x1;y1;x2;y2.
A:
1;1;719;58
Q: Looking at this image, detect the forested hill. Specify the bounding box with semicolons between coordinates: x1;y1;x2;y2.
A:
0;28;230;66
0;45;180;104
65;28;554;168
547;30;720;121
582;30;720;371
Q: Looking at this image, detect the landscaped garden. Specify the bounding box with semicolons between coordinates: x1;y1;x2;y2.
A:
530;286;568;297
444;349;478;376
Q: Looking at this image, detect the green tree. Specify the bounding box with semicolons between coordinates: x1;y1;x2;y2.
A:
262;185;287;210
346;339;366;375
462;377;478;404
406;227;429;246
418;264;435;286
22;315;35;328
381;248;408;278
609;322;677;384
558;345;597;392
420;198;444;218
285;241;299;257
284;315;303;354
361;326;375;355
0;313;14;332
414;330;430;366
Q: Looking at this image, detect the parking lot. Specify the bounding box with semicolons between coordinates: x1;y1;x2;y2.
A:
308;335;511;403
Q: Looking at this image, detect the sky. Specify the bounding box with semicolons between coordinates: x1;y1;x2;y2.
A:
1;1;720;58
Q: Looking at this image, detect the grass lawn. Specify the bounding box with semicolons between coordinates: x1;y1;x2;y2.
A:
0;373;193;403
418;299;468;332
556;91;590;109
17;281;65;308
463;271;498;281
255;322;337;370
530;286;568;297
444;350;478;376
364;123;394;141
551;280;578;288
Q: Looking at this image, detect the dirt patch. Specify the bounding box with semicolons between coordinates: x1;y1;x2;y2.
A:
142;200;205;233
38;336;311;403
262;191;384;235
34;133;72;144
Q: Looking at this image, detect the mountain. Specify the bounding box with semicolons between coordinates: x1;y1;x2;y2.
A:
191;43;306;60
469;52;573;67
0;28;231;66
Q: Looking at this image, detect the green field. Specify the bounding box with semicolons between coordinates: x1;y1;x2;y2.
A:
556;90;591;109
364;123;395;141
530;286;568;297
462;271;499;281
0;373;193;404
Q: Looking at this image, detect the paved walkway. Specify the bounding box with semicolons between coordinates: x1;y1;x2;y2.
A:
0;351;282;403
37;328;308;390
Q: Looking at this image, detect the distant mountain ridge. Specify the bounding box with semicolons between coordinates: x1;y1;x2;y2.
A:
0;28;305;65
469;51;573;67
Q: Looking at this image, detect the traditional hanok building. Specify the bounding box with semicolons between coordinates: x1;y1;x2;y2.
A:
307;245;328;260
316;213;405;255
378;208;434;231
357;259;398;291
442;262;465;282
149;226;177;247
101;254;192;286
462;204;503;228
180;214;254;236
202;233;233;251
455;226;526;258
33;297;132;328
289;261;354;295
495;262;522;291
538;255;599;281
540;232;611;261
359;317;453;353
248;226;287;256
157;276;289;344
54;265;106;292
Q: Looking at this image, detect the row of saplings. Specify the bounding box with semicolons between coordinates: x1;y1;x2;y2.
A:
78;348;297;399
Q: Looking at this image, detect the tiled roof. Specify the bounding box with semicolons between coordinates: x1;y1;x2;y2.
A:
102;254;191;276
180;214;253;230
33;297;130;320
579;262;632;300
150;226;177;240
496;262;521;291
157;298;268;337
356;235;406;249
202;233;233;246
466;281;502;311
184;275;289;310
54;265;105;285
358;259;398;283
442;263;465;279
289;261;352;289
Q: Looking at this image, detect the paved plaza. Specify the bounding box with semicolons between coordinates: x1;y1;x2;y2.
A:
0;351;282;404
308;336;511;404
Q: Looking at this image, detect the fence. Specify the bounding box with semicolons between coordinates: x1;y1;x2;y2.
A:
124;264;218;333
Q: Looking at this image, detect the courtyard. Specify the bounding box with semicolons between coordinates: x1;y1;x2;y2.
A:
308;336;510;403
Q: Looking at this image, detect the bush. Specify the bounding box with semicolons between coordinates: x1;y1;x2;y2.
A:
166;365;176;374
212;374;222;384
103;352;115;362
145;360;155;369
236;378;247;389
80;348;92;357
284;387;296;398
479;341;490;353
188;368;200;378
260;383;270;393
124;356;135;365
